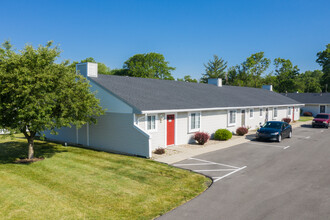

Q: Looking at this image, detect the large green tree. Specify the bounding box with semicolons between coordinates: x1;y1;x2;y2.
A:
273;58;300;93
201;55;227;83
0;41;104;159
241;52;270;88
122;52;175;80
297;70;323;93
316;44;330;92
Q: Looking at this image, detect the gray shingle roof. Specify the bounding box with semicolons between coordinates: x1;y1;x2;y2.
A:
91;75;302;112
281;93;330;104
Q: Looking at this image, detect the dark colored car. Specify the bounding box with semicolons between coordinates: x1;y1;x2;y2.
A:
312;113;330;128
256;121;292;142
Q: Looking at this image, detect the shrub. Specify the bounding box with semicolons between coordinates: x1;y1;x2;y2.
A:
194;132;210;145
154;148;165;155
236;127;248;136
303;111;313;116
214;129;232;140
282;118;291;123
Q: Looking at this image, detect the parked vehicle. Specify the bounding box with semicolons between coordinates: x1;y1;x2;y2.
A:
312;113;330;128
256;121;292;142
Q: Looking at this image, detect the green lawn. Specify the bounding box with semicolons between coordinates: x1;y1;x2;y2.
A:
0;135;211;220
298;116;314;122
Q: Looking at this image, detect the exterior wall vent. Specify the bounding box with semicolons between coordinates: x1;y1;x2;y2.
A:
208;78;222;87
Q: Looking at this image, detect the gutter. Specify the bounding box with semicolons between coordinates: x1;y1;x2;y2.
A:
141;104;305;114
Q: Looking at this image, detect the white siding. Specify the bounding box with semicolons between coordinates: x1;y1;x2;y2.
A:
89;80;133;113
137;106;301;147
301;104;330;116
45;113;150;157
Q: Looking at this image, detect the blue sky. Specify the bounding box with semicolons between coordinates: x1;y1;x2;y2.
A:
1;0;329;79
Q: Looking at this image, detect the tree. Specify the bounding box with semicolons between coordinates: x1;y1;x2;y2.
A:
316;44;330;92
0;41;104;160
70;57;112;75
273;58;300;93
201;55;227;83
122;52;175;80
297;70;323;93
177;75;198;83
241;52;270;88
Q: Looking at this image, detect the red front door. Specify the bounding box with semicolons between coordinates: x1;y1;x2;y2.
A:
167;114;175;146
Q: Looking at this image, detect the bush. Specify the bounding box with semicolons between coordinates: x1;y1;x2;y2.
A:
303;111;313;116
282;118;291;123
194;132;210;145
214;129;232;140
236;127;249;136
154;148;165;155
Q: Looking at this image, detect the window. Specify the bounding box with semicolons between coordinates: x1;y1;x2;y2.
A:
320;105;326;113
273;108;278;118
259;108;263;117
147;115;156;131
249;109;254;118
288;107;292;116
228;110;236;126
189;112;201;132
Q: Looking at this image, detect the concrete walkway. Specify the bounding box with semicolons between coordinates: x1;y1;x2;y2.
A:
153;120;311;164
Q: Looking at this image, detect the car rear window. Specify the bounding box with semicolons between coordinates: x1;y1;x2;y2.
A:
315;114;329;119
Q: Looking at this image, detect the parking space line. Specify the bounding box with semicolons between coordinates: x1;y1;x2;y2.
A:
190;157;240;169
174;163;216;166
283;146;291;149
194;169;237;172
246;142;287;149
294;135;310;139
213;166;247;182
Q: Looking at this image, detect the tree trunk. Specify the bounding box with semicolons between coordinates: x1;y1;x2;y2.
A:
28;137;34;159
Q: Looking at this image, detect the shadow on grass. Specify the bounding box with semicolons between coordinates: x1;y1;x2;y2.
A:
0;140;67;164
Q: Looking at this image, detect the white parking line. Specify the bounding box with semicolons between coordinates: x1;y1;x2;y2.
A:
294;135;310;139
246;142;288;149
190;157;240;169
213;166;247;182
174;158;246;183
283;146;291;149
321;130;324;133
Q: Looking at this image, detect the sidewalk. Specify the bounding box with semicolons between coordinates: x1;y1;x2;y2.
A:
152;120;311;164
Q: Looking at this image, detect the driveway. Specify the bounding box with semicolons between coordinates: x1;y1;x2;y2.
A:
158;125;330;220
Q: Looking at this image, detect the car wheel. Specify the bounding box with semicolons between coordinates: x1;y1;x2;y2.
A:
326;124;329;129
277;134;282;142
288;131;292;138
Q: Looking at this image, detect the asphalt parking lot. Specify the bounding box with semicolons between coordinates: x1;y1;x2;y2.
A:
159;125;330;220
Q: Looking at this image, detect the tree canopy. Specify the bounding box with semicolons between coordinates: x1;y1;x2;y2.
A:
273;58;300;93
200;55;227;83
0;41;104;159
316;44;330;92
120;52;175;80
177;75;198;83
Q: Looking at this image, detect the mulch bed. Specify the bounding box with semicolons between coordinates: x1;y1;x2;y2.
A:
14;158;44;164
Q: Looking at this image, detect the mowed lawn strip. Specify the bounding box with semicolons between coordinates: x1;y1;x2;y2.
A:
298;116;313;122
0;135;211;220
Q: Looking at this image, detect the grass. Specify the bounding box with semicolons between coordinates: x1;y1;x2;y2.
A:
298;116;314;122
0;134;211;220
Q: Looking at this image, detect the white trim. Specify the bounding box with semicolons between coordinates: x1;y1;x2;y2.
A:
145;114;157;132
141;104;305;114
241;109;246;126
259;108;263;118
228;110;237;127
249;108;254;119
165;113;178;146
188;111;201;133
